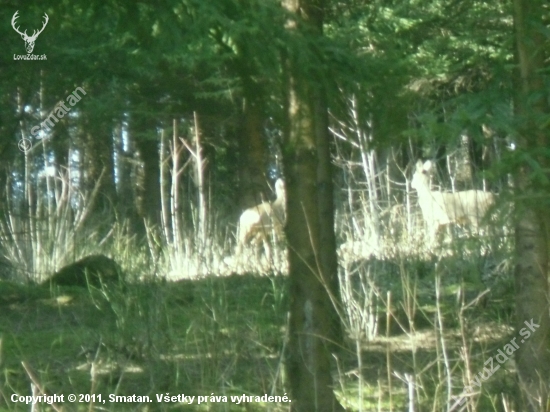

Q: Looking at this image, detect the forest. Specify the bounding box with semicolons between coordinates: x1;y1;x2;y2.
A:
0;0;549;411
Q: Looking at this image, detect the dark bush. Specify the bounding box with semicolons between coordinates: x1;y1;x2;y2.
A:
45;255;123;287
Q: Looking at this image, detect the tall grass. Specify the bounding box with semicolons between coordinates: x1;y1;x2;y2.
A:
0;167;113;283
334;157;515;410
0;139;519;411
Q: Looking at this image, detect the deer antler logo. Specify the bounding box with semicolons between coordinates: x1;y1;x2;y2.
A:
11;11;49;54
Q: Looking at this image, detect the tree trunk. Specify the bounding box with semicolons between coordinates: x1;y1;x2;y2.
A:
512;0;550;409
282;0;344;410
238;79;270;208
81;112;117;215
314;86;343;348
114;120;143;235
135;137;161;227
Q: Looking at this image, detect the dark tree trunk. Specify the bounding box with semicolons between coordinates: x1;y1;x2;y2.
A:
135;137;161;227
81;112;117;215
512;0;550;410
282;0;344;410
314;86;343;348
467;128;485;179
113;121;143;235
50;114;70;172
238;80;270;208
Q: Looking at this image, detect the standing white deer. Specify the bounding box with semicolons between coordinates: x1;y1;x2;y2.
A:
235;179;286;262
411;160;495;243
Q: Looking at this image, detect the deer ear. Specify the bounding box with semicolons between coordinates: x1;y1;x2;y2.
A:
423;160;433;171
416;160;424;170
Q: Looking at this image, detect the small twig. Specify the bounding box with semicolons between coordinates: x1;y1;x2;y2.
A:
21;361;63;412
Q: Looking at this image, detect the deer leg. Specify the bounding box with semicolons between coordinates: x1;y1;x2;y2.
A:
263;236;272;264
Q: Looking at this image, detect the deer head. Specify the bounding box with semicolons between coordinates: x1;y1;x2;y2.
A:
12;11;49;54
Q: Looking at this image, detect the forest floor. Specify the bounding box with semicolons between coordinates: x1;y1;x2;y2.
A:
0;275;290;411
0;236;517;411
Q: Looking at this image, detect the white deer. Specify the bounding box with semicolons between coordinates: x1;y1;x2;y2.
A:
236;179;286;261
411;160;495;243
